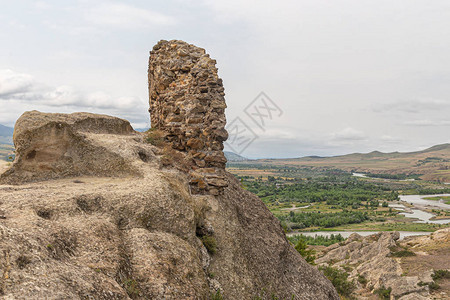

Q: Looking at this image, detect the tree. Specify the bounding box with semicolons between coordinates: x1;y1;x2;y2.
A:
294;239;316;264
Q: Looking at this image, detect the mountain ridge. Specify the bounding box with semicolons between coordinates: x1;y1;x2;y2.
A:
0;124;14;136
229;143;450;182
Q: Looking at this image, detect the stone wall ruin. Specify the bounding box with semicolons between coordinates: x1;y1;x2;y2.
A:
148;40;228;195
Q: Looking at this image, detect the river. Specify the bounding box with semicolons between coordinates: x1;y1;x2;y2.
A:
287;231;431;240
286;194;450;239
398;194;450;210
352;173;367;178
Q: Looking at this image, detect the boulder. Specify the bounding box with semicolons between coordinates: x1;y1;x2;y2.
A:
1;111;141;184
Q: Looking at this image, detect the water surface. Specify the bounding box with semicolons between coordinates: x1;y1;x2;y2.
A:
399;194;450;210
287;231;431;240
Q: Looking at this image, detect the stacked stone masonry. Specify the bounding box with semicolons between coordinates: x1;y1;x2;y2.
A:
148;40;228;195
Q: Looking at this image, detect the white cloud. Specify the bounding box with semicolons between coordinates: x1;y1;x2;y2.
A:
332;127;367;141
373;98;450;114
85;3;176;29
403;120;450;126
0;69;35;97
0;69;148;128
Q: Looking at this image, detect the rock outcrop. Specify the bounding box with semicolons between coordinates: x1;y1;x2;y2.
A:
0;111;139;184
0;40;339;299
316;229;450;299
148;40;228;195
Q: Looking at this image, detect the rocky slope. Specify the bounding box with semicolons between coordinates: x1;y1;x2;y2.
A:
0;112;337;299
315;228;450;299
0;39;339;299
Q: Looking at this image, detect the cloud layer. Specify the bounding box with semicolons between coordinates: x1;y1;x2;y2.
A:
0;69;149;128
1;0;449;157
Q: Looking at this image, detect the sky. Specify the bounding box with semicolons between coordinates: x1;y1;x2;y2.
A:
0;0;449;158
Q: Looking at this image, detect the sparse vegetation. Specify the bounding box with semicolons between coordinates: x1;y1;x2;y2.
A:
432;269;450;281
211;290;224;300
428;281;440;290
319;265;356;297
288;233;345;246
373;286;391;299
144;128;165;147
390;249;416;257
201;235;217;254
294;238;316;264
123;278;140;298
357;274;367;285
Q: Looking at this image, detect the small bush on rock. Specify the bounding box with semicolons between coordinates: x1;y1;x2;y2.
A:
294;238;316;264
145;128;165;147
211;290;223;300
201;235;217;254
373;286;391;299
390;249;416;257
319;266;356;297
432;269;450;281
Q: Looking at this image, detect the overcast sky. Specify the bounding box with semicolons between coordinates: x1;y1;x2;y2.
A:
1;0;449;158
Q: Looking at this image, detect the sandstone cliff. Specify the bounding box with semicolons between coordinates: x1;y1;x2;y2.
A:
0;40;339;299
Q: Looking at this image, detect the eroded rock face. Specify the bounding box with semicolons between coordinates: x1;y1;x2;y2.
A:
0;111;140;184
0;116;339;299
148;40;228;195
316;230;450;299
0;109;340;299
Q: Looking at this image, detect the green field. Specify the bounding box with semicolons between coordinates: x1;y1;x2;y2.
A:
228;164;450;233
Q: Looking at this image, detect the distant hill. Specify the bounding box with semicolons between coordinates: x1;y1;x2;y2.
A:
0;124;13;136
224;151;248;162
134;128;149;132
0;125;13;144
235;144;450;182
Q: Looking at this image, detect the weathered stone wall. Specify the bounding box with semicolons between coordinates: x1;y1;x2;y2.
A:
148;40;228;195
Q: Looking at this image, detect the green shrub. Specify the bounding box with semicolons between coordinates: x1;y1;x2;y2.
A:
342;265;352;273
373;286;391;299
319;266;356;297
428;282;440;290
390;249;416;257
432;269;450;281
288;233;346;247
201;235;217;254
418;281;428;287
357;274;367;285
294;239;316;264
211;290;223;300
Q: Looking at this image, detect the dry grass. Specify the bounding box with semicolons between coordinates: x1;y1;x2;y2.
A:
144;128;166;147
